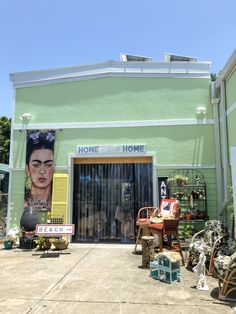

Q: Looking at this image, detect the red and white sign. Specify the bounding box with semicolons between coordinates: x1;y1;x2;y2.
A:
35;224;75;235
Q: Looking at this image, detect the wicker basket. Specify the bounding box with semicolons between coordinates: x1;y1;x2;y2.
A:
52;240;68;250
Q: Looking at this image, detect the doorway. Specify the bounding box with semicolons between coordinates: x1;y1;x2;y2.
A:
72;157;153;243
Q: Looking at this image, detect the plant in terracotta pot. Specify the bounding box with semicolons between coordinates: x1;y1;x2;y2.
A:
185;211;192;220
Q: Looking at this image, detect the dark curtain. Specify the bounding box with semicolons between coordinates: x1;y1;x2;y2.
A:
73;163;153;243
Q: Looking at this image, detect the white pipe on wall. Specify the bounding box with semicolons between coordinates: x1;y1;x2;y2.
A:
220;80;229;215
211;82;222;218
230;147;236;237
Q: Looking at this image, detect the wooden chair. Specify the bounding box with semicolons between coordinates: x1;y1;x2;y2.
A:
148;218;185;266
133;206;158;254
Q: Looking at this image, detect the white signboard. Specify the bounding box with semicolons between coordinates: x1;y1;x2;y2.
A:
76;144;146;155
35;224;75;235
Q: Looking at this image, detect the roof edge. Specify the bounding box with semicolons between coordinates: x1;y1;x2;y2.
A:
216;49;236;87
10;60;211;87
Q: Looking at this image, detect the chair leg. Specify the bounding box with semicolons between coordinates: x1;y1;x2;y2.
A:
133;226;141;254
159;233;163;252
176;235;185;266
207;251;217;276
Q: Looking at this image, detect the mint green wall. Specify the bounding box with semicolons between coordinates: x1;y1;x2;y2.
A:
228;111;236;147
226;71;236;148
226;71;236;109
10;76;216;230
12;125;215;168
14;77;212;124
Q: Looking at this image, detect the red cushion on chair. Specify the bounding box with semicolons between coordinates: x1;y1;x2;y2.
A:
148;223;163;232
138;218;150;223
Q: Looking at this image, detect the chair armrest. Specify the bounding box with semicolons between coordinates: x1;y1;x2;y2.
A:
137;207;158;220
151;207;159;218
191;229;204;242
211;235;224;252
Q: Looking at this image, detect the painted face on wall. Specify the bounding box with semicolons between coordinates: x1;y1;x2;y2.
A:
27;149;54;190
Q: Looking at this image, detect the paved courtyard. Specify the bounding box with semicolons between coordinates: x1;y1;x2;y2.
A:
0;243;235;314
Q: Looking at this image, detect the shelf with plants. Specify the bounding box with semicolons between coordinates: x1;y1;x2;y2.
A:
167;169;208;221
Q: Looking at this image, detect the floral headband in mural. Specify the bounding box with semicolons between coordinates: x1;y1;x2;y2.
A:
27;130;55;144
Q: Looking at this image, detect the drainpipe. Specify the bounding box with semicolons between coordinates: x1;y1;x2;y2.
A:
210;81;222;219
220;80;229;219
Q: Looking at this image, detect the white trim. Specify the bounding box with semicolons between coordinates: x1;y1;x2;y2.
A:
10;164;215;171
12;72;211;88
227;101;236;116
13;118;214;131
9;88;16;169
156;164;215;169
10;60;211;88
230;147;236;237
7;87;16;231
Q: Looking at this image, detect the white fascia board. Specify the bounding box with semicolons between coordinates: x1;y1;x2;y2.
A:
10;60;211;88
216;49;236;88
157;164;216;169
13;119;214;131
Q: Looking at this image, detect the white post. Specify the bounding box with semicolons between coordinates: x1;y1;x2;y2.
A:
230;147;236;238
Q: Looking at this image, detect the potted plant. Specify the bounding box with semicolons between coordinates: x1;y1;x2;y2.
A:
51;238;68;250
226;186;234;236
3;235;16;250
167;177;176;186
175;175;188;186
34;236;51;251
185;211;192;220
180;224;196;240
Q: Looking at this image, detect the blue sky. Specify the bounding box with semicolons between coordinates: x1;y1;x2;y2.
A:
1;0;236;118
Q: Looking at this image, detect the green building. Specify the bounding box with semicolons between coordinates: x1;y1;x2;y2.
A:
212;49;236;237
8;52;228;242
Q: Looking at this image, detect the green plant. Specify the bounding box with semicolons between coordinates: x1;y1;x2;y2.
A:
180;224;196;239
175;175;188;186
34;236;51;251
227;186;234;217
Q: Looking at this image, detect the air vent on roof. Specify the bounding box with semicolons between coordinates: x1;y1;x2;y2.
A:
120;53;152;62
164;53;197;62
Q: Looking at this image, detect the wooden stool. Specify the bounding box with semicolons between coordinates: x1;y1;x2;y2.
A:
141;236;155;268
133;220;151;254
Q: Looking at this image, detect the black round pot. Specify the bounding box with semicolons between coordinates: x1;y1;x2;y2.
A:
20;207;40;232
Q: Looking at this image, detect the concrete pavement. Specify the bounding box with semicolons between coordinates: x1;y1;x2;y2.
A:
0;243;236;314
